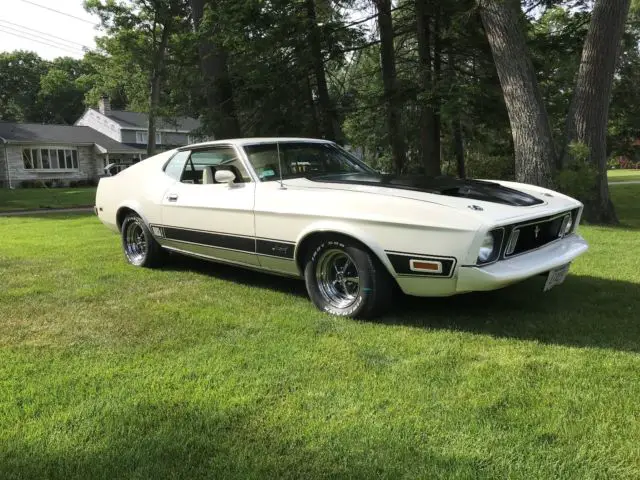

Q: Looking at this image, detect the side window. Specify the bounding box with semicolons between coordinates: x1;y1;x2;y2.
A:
180;147;251;184
163;150;190;180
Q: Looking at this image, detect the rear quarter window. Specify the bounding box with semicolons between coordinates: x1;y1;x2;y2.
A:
163;150;190;180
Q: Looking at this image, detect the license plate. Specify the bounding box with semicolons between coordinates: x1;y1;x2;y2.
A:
544;263;571;292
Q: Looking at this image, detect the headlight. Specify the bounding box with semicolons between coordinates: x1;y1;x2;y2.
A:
564;215;573;235
477;232;496;263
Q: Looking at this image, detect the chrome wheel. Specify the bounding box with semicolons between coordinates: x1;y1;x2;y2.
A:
123;219;147;265
315;249;361;309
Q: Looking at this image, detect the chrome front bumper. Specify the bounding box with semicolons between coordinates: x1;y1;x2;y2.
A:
455;234;589;293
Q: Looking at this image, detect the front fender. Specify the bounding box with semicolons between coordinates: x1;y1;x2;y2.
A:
294;220;397;278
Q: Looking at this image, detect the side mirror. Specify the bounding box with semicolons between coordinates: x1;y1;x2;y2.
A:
215;169;236;184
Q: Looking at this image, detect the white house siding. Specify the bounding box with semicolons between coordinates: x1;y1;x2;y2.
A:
76;109;122;142
120;130;140;145
0;146;7;188
162;131;189;146
121;129;189;147
6;144;100;187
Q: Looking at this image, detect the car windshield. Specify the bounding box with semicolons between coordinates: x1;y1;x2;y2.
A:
243;142;374;181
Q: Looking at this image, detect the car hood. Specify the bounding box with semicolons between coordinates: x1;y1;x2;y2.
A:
285;174;580;225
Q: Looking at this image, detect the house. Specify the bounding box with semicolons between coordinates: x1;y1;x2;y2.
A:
0;97;203;188
0;122;146;188
75;97;202;149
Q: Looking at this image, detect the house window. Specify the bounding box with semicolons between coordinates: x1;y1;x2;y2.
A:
22;147;79;170
23;149;34;169
187;135;210;145
135;131;162;145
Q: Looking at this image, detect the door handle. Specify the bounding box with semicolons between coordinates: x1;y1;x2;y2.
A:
167;194;178;202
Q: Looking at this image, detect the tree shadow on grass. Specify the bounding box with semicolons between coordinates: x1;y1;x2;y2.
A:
164;253;640;353
162;251;309;298
381;274;640;353
1;401;504;480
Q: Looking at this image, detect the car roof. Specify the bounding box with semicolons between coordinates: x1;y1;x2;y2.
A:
184;137;334;149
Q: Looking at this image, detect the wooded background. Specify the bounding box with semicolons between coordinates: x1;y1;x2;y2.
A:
1;0;638;223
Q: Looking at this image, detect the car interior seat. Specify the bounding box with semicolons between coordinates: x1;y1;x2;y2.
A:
202;166;215;184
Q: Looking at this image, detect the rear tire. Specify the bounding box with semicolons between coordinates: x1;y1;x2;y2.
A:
121;214;164;268
304;237;393;318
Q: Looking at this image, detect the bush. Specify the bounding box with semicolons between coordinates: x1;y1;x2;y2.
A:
465;152;515;180
18;179;71;188
66;179;98;188
554;142;598;202
607;157;621;170
619;157;640;169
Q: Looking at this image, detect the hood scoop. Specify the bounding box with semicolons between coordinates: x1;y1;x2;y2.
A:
307;174;544;207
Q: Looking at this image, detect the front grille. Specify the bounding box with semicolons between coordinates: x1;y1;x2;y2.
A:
503;209;579;258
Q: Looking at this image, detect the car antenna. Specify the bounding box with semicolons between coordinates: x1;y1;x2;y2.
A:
277;141;286;190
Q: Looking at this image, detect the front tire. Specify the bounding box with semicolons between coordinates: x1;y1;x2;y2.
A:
304;237;393;318
121;214;164;267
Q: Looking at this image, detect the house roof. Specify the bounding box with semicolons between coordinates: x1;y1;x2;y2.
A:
0;122;146;154
105;110;201;132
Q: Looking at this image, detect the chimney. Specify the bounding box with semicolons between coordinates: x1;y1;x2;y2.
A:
98;95;111;116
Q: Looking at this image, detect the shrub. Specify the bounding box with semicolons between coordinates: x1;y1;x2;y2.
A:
619;157;640;169
555;142;598;202
465;152;515;180
607;157;621;170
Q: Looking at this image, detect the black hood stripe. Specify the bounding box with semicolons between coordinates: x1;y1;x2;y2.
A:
306;174;543;207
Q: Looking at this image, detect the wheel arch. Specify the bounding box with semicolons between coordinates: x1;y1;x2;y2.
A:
293;222;397;278
115;201;150;232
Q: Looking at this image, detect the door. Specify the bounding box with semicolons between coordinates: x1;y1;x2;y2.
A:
158;145;258;266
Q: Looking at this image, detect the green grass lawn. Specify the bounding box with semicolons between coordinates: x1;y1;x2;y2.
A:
608;169;640;182
1;187;639;479
0;187;96;212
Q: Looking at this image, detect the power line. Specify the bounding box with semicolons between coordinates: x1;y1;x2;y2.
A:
0;20;90;48
18;0;98;26
0;24;90;52
0;25;85;54
0;28;85;55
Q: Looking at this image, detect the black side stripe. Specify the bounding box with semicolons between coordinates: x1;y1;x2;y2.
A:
163;226;255;253
154;225;295;259
256;239;295;259
386;251;456;278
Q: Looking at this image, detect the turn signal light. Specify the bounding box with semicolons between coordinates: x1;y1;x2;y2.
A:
410;260;443;274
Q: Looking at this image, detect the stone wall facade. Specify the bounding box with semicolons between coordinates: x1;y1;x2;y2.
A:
3;144;101;188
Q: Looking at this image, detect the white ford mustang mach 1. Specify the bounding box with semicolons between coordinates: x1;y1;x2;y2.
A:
95;137;589;318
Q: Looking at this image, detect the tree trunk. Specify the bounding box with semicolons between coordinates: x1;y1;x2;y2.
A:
564;0;631;224
453;118;465;178
306;0;335;141
447;48;465;178
415;0;440;176
191;0;241;139
147;74;162;156
147;18;171;157
478;0;556;187
375;0;407;174
305;74;320;137
432;9;442;175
